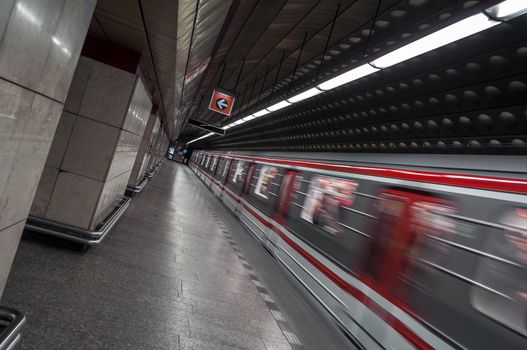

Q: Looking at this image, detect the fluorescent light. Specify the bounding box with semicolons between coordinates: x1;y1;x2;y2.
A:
371;13;498;69
222;124;232;130
317;64;379;91
253;109;270;117
242;115;256;121
266;100;291;112
286;87;324;103
487;0;527;20
234;119;244;125
188;132;213;145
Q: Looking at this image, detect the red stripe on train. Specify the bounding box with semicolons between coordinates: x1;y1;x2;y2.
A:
228;155;527;194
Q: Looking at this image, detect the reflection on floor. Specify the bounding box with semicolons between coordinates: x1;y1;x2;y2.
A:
1;162;353;349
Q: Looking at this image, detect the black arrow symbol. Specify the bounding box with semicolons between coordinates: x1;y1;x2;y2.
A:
216;98;228;110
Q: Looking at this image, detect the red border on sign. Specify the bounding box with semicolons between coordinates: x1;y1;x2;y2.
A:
208;89;235;116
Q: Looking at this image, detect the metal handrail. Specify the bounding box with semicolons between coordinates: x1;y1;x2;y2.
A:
25;197;131;246
144;161;163;178
126;176;149;194
0;306;25;350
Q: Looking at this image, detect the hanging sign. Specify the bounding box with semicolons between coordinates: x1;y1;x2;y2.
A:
208;88;236;116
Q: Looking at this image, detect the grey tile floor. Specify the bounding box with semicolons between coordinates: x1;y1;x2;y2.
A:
1;162;354;349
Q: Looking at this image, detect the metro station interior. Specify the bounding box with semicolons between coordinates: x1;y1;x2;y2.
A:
0;0;526;349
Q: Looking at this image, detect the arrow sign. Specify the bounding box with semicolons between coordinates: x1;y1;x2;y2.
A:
216;98;228;110
208;88;235;116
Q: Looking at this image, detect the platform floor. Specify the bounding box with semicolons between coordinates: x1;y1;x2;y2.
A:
1;162;353;349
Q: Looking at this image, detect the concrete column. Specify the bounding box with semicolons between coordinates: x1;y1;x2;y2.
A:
31;37;153;231
146;122;169;171
128;109;160;188
144;118;161;172
0;0;96;296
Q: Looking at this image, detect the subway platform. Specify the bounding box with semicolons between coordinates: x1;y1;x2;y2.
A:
0;162;352;350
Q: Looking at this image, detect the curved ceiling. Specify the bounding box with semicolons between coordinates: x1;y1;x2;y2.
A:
185;0;527;154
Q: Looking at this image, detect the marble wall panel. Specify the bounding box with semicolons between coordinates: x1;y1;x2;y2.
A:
30;165;59;217
0;0;15;40
92;170;130;229
106;130;141;181
45;171;102;229
0;0;96;102
0;221;24;295
45;110;76;169
61;116;119;181
0;78;62;231
79;61;136;128
127;113;158;187
63;56;93;114
129;137;151;186
122;78;152;137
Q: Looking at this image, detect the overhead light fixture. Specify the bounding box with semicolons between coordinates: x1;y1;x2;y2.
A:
253;109;270;117
187;132;213;145
487;0;527;20
266;100;291;112
234;119;244;125
286;87;324;103
222;124;233;130
317;64;379;91
370;13;498;69
242;115;256;121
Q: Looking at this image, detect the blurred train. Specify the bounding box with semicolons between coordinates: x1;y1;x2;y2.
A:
189;151;527;349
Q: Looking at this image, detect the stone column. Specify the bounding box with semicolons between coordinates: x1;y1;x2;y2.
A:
31;37;153;231
145;118;161;173
128;110;161;188
146;122;169;172
0;0;96;296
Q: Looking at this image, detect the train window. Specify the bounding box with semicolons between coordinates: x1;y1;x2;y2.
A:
471;208;527;336
210;156;218;173
300;175;358;236
254;166;278;200
231;161;245;183
222;159;231;178
244;165;283;216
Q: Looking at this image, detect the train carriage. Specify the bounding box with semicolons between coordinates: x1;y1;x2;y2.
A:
190;151;527;349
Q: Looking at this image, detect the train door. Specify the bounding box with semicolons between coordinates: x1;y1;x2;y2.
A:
222;159;248;217
360;188;455;315
217;158;232;199
208;156;220;190
236;162;256;216
266;170;298;251
205;156;216;188
211;157;224;197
